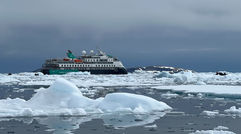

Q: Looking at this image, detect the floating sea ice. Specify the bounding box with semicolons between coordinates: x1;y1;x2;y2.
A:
0;78;171;117
152;85;241;96
144;124;158;131
98;92;172;113
155;71;203;85
190;126;236;134
161;92;179;99
224;106;241;115
144;124;157;128
155;71;241;86
0;74;20;84
214;126;229;131
201;110;219;117
2;70;241;87
190;130;235;134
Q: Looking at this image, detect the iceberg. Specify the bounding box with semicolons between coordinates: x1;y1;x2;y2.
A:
98;92;171;113
0;78;171;117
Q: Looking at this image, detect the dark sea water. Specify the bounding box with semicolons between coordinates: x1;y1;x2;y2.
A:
0;85;241;134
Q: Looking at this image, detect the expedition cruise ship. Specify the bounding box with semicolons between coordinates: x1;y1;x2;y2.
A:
40;50;128;75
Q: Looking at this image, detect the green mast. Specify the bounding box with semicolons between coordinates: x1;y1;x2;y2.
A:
67;50;76;59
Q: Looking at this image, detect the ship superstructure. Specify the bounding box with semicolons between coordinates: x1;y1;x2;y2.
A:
41;50;128;74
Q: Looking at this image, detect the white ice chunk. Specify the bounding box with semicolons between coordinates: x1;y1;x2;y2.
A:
190;126;235;134
201;110;219;117
214;126;229;131
224;106;241;115
161;92;179;99
0;78;171;117
144;124;157;128
190;130;235;134
98;93;172;113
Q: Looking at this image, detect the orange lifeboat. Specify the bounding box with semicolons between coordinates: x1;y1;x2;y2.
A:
74;59;83;63
63;58;70;61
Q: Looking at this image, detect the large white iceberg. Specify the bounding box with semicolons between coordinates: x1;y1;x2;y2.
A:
0;78;171;117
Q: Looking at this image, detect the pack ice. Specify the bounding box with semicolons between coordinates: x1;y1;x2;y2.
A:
0;78;171;117
2;70;241;97
2;70;241;86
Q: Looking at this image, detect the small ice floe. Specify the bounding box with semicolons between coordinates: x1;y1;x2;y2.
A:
190;126;236;134
224;106;241;115
214;98;225;101
184;93;195;99
201;110;219;117
144;124;157;128
161;92;179;99
214;126;229;131
0;78;172;117
197;93;204;98
144;124;157;131
45;129;55;132
166;111;185;116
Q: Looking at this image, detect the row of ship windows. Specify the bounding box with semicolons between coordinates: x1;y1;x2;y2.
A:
86;59;99;62
85;59;113;62
59;64;116;67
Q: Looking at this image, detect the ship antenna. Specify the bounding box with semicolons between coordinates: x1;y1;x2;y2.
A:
96;46;106;55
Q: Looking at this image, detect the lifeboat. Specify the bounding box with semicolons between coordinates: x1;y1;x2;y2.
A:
74;59;83;63
63;58;70;61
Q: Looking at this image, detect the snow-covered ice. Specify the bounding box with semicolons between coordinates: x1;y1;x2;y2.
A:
155;71;241;85
0;78;171;117
99;92;171;113
1;70;241;98
1;71;241;87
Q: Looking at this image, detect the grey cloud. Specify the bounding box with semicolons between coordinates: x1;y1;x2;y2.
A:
0;0;241;32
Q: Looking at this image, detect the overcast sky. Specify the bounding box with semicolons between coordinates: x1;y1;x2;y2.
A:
0;0;241;73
